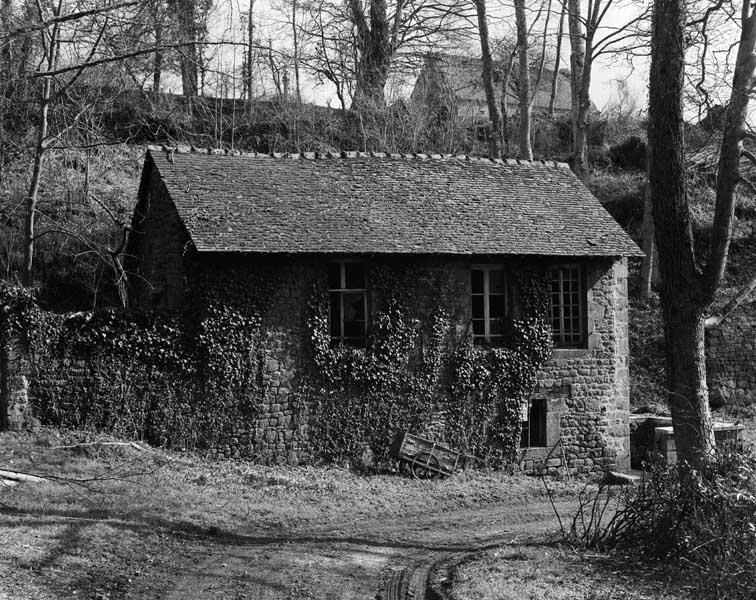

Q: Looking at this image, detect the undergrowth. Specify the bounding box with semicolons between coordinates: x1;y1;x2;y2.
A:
560;449;756;600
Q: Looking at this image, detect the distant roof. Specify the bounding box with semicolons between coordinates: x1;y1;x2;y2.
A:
140;146;642;257
412;54;574;113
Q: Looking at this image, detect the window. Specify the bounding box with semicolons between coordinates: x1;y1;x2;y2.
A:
471;266;507;345
520;397;547;448
328;262;367;347
550;265;585;348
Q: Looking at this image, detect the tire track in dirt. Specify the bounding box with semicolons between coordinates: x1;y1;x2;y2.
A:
165;500;576;600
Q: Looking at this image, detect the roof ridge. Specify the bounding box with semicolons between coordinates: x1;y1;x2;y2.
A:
146;145;569;169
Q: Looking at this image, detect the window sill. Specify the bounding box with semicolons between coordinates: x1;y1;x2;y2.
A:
551;347;591;359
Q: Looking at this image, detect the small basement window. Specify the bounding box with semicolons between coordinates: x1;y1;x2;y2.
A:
521;397;547;448
471;266;507;345
550;265;586;348
328;261;367;347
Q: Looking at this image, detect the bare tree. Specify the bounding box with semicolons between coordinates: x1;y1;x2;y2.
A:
648;0;756;467
547;0;565;116
166;0;213;98
475;0;503;157
567;0;648;178
514;0;533;159
299;0;471;110
245;0;255;101
10;1;161;286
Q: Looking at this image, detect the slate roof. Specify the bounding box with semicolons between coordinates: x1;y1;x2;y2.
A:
142;146;642;257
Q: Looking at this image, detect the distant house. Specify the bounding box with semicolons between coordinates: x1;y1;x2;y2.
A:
126;146;641;472
411;53;580;121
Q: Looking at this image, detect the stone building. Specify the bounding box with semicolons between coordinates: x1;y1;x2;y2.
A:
410;53;576;121
122;146;641;473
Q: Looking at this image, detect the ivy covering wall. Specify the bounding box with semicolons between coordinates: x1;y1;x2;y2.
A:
1;258;554;468
302;262;553;466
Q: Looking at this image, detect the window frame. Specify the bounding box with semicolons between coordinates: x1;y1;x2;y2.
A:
328;260;368;347
550;264;587;349
471;264;508;346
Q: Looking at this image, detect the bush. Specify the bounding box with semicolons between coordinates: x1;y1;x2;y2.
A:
568;449;756;600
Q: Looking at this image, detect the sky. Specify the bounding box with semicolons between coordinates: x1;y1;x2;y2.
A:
200;0;651;113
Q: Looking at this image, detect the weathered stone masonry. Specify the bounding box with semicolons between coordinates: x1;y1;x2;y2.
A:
522;258;630;474
706;306;756;409
205;255;630;473
0;255;630;474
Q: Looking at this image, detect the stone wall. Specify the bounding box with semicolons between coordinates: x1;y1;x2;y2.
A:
127;157;190;310
2;255;631;475
521;258;630;475
206;255;630;473
706;308;756;408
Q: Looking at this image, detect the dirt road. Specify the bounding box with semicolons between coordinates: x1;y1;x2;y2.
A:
165;500;576;600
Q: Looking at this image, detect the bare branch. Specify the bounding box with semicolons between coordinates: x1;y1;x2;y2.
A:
706;272;756;327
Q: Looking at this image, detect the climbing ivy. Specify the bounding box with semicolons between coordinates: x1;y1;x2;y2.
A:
2;259;555;467
304;261;554;468
303;264;449;464
0;263;276;450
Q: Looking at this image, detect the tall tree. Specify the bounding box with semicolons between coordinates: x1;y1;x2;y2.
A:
548;0;565;117
567;0;648;178
244;0;255;101
301;0;471;109
474;0;503;157
648;0;756;467
349;0;394;108
514;0;533;159
169;0;199;97
166;0;212;98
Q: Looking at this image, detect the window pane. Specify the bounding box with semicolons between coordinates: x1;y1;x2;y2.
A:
489;269;506;293
472;319;485;335
344;263;365;289
471;269;484;293
328;263;341;289
489;319;503;336
471;295;484;319
329;292;341;338
343;292;365;321
550;266;585;347
344;320;365;338
490;294;506;318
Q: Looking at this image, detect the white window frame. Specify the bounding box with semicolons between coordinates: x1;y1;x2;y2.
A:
328;261;367;346
471;265;507;345
550;264;586;348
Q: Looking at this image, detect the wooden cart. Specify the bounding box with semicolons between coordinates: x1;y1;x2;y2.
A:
390;431;471;479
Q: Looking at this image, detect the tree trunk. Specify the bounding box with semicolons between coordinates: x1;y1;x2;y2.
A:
514;0;532;160
705;5;756;295
23;86;50;287
292;0;301;103
149;0;163;99
664;309;715;462
639;183;655;298
567;0;586;176
549;3;565;118
173;0;198;98
351;0;391;109
246;0;255;102
648;0;715;467
474;0;502;158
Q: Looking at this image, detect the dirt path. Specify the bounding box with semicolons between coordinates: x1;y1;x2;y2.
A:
165;500;576;600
